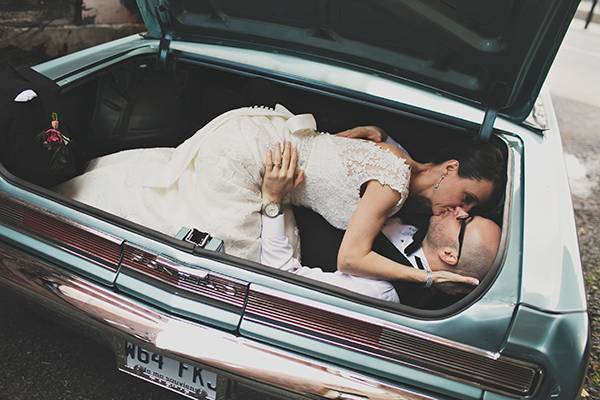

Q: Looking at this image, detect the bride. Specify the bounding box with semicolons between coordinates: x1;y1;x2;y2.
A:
56;104;503;286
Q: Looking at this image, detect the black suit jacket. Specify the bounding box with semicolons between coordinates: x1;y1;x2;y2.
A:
293;206;461;309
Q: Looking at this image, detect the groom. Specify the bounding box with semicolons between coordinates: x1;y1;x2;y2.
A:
259;142;501;308
288;207;500;307
262;206;500;307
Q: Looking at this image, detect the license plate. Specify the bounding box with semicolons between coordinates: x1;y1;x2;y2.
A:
119;342;217;400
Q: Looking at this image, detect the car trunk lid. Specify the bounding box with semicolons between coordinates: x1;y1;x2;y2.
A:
136;0;579;123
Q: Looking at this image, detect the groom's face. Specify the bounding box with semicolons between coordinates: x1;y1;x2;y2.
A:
426;208;467;251
426;213;500;282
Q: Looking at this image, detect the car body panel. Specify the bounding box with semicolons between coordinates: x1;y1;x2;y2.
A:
519;88;586;313
498;305;589;399
136;0;581;121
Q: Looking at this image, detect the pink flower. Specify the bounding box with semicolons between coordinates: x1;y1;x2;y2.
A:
44;128;63;144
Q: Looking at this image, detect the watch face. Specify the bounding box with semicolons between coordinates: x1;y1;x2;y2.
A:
264;202;280;217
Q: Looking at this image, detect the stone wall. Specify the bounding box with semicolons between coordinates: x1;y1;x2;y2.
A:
0;0;143;60
83;0;139;24
0;0;140;26
0;0;82;27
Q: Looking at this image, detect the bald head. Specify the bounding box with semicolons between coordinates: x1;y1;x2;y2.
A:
455;216;501;280
424;215;501;295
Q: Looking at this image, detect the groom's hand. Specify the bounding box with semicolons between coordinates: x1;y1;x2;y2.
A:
336;126;388;143
262;141;305;204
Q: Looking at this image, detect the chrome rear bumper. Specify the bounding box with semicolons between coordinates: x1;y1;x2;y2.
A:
0;240;437;400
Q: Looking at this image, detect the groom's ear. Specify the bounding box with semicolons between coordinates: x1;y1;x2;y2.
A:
437;246;459;266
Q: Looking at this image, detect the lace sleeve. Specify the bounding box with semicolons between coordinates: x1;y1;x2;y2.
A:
340;140;411;211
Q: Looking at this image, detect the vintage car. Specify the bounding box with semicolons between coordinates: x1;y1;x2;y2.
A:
0;0;589;399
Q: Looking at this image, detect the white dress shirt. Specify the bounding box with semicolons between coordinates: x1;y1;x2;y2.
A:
380;218;430;272
260;215;430;303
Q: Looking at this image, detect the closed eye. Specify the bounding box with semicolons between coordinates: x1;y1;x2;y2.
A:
464;193;478;205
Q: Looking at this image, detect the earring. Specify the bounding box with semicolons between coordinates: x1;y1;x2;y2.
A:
434;174;447;190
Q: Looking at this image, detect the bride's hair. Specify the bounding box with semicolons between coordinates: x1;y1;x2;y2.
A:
430;139;505;195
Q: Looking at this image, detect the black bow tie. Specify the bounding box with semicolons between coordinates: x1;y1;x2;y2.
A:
414;255;426;270
404;226;427;256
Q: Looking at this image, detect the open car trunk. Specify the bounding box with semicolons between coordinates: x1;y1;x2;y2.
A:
0;47;546;399
1;54;510;312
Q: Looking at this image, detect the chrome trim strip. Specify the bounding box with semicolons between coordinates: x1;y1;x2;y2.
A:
245;286;542;397
120;243;247;309
250;286;496;357
0;194;122;272
0;242;438;400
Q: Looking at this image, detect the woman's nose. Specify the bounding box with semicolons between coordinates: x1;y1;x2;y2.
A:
461;200;477;212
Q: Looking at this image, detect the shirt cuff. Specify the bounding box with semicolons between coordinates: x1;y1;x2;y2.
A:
261;214;287;239
385;135;405;151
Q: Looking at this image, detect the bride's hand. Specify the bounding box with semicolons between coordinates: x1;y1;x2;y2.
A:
430;270;479;286
336;126;388;143
262;141;305;203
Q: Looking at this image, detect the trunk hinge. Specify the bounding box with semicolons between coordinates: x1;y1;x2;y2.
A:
156;1;173;69
158;32;172;69
478;108;497;141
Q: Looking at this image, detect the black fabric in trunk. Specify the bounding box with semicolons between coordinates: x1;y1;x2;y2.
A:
0;65;83;187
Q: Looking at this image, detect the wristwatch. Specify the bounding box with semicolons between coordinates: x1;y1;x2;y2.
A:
262;201;282;218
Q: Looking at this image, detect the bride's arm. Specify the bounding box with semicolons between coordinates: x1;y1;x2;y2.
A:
337;181;479;287
337;181;427;283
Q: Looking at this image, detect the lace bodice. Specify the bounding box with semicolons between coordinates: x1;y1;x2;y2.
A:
291;131;411;229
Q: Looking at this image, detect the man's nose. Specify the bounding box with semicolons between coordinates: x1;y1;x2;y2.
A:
454;206;470;218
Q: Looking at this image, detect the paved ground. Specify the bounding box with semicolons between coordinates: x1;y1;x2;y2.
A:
549;19;600;107
0;16;599;400
0;290;182;400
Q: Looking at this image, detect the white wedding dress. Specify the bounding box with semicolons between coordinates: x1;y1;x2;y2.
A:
55;105;411;261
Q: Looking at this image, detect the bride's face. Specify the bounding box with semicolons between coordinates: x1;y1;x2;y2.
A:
429;174;494;216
